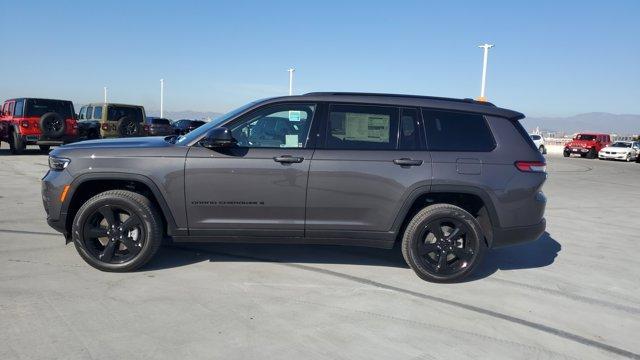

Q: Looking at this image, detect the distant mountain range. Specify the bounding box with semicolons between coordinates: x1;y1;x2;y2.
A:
146;110;222;121
522;112;640;135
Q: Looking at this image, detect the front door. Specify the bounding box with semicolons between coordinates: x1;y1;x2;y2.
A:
185;102;317;237
305;104;432;242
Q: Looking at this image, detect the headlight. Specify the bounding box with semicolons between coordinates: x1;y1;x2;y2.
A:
48;156;71;170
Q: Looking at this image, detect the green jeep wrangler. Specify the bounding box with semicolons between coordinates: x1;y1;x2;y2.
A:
77;103;146;139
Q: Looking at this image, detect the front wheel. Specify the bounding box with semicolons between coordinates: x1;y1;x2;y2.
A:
539;145;546;154
563;150;570;157
72;190;163;272
401;204;487;283
587;148;597;159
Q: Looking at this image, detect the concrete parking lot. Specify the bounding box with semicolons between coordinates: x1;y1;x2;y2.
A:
1;146;639;360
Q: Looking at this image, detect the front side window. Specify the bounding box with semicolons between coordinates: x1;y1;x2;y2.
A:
8;102;15;116
79;106;87;120
422;109;495;152
229;103;316;148
326;104;398;150
86;106;94;120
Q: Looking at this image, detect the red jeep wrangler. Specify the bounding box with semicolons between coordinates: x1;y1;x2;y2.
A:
563;133;611;159
0;98;79;154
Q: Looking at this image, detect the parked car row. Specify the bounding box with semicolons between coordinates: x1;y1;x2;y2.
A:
0;97;208;153
563;132;640;162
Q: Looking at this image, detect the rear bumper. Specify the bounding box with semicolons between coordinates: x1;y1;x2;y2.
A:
24;134;79;145
491;219;546;248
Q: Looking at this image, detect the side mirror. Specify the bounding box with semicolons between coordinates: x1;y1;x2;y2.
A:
201;127;237;148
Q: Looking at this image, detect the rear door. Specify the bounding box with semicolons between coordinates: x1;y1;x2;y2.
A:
305;103;431;241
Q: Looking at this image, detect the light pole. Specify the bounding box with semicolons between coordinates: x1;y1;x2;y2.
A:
287;68;295;95
103;87;107;103
160;79;164;118
477;43;494;102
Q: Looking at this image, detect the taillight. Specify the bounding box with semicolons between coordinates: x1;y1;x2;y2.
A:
72;123;78;129
20;120;30;128
101;123;108;130
515;161;546;173
143;124;150;132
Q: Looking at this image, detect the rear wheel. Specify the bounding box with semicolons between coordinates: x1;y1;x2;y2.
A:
9;131;25;155
72;190;163;272
539;145;546;154
401;204;486;283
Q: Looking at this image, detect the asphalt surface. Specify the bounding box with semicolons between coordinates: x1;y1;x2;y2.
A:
1;146;639;360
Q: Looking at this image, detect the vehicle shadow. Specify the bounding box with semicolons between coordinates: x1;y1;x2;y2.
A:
466;231;560;281
144;232;561;282
0;148;49;156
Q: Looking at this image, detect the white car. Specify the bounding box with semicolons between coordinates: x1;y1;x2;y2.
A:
530;134;546;154
598;141;640;162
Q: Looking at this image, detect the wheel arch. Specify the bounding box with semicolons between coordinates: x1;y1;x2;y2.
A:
63;173;181;238
392;185;500;247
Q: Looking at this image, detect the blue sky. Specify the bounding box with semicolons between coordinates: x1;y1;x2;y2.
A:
1;0;638;117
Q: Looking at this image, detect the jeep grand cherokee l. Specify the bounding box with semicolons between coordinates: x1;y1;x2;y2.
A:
42;92;546;282
1;98;78;154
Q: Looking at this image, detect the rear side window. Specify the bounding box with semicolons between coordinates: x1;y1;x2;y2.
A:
326;104;398;150
399;108;423;150
93;106;103;120
422;109;495;152
25;99;73;118
86;106;94;119
14;100;24;117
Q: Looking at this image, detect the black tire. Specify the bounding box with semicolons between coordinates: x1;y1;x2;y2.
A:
401;204;487;283
88;130;100;140
539;145;546;155
40;112;66;138
72;190;163;272
587;148;597;159
39;145;50;153
9;130;25;155
117;117;140;137
563;150;570;157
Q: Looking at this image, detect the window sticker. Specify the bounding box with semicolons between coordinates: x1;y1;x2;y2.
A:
344;113;390;143
289;111;301;122
284;134;299;148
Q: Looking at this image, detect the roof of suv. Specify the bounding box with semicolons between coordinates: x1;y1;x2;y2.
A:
83;103;144;108
266;92;524;120
5;97;72;103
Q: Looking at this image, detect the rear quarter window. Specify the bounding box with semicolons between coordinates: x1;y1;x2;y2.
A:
422;109;495;152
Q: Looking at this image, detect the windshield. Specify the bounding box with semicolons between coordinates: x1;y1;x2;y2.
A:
575;134;597;141
176;100;263;145
611;142;631;148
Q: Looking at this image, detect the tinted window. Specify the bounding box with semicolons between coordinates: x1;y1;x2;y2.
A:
14;100;24;117
79;106;87;120
108;106;143;122
86;106;94;119
8;102;15;116
422;109;495;152
531;135;541;140
25;99;73;118
152;118;170;125
399;108;422;150
326;104;398;150
93;106;103;120
230;103;315;148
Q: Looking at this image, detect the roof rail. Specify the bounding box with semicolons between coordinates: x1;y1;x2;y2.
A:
302;92;496;106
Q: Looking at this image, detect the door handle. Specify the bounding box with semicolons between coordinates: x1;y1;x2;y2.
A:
273;155;304;163
393;158;423;166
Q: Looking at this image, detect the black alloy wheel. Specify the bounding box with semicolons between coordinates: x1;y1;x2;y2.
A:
402;204;486;282
81;205;145;264
72;190;162;271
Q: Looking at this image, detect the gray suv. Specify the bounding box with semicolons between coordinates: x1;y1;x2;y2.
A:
42;93;547;282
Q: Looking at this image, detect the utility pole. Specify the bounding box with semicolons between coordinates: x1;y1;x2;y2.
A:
477;43;494;102
160;79;164;118
103;87;107;103
287;68;295;95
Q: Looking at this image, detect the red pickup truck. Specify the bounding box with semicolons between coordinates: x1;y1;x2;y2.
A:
0;98;79;154
563;133;611;159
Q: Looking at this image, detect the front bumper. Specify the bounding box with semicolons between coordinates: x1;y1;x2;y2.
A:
565;147;589;154
598;152;629;160
491;219;546;248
